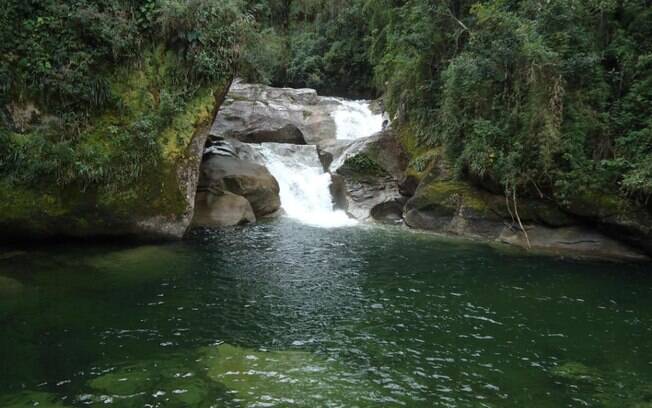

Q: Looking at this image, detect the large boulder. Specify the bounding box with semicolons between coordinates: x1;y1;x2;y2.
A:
192;191;256;227
193;155;280;225
211;80;339;145
330;129;408;222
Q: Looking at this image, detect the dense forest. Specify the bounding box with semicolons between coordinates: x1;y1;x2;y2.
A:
1;0;651;226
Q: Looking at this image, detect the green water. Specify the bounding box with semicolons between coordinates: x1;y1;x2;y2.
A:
1;219;651;407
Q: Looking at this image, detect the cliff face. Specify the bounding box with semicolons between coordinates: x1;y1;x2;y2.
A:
0;48;230;241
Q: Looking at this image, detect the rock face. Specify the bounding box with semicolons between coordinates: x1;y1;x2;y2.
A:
192;151;281;227
330;129;408;222
561;192;652;256
0;49;227;241
211;80;339;145
402;149;648;260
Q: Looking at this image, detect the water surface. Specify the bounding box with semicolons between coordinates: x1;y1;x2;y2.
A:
1;220;651;407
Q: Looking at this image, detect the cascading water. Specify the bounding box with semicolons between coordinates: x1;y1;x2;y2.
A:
253;143;357;228
328;99;386;172
330;99;384;140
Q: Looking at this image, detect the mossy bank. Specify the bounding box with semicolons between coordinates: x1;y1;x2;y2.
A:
0;48;230;240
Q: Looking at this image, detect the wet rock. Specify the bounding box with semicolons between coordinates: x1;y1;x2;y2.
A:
329;174;348;211
403;156;648;260
317;146;334;171
562;191;652;256
498;225;648;261
198;343;380;407
0;391;68;408
398;174;419;197
88;355;225;407
196;156;280;218
193;191;256;227
370;200;405;224
551;362;601;384
0;275;23;294
225;123;307;145
331;129;408;221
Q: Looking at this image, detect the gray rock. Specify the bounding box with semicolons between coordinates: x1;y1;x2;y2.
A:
192;191;256;227
211;80;340;145
498;225;648;261
370;200;405;224
196;156;281;218
331;129;408;221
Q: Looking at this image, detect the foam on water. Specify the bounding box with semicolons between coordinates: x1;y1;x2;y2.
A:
253;143;357;228
330;99;383;140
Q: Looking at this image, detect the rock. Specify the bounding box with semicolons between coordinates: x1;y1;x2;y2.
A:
193;191;256;227
331;129;408;221
0;48;228;242
0;275;23;294
551;362;601;384
224;123;307;145
368;98;384;115
398;174;419;197
317;146;334;171
562;191;652;256
0;391;68;408
404;180;506;239
87;354;223;407
498;225;648;261
196;155;280;218
370;200;405;224
198;343;381;407
211;80;340;145
402;152;647;260
329;174;348;211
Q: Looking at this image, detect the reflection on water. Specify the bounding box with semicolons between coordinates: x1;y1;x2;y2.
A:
0;219;651;407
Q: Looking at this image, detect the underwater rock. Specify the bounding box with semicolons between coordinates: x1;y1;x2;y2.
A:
551;362;601;384
0;391;68;407
87;356;224;407
0;275;24;294
198;343;378;406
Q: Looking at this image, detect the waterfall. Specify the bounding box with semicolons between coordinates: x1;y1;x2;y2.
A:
253;143;357;228
330;99;384;140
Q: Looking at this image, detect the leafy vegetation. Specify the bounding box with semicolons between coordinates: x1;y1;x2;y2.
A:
1;0;651;224
0;0;250;189
240;0;651;213
367;0;652;212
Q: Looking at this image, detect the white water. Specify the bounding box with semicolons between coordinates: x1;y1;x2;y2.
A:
253;143;357;228
330;99;384;140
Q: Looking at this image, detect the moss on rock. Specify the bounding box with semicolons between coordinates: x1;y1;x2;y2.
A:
339;153;387;177
0;47;227;241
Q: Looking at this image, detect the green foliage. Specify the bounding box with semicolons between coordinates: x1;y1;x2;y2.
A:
0;0;251;191
367;0;652;210
340;153;387;177
242;0;375;96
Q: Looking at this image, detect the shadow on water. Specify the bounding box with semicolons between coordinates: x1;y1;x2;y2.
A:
0;218;651;407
